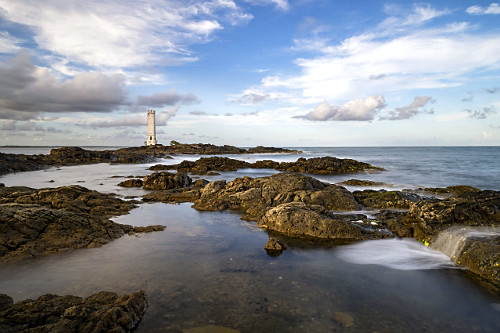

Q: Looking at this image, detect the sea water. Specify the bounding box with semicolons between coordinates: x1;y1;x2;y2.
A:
0;146;499;332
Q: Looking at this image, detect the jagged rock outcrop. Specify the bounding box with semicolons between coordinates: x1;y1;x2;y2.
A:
259;202;392;240
193;173;360;221
338;179;388;187
275;157;382;174
165;156;382;176
142;179;208;203
403;190;500;241
0;290;148;332
142;172;192;190
0;185;164;262
118;179;144;187
420;185;481;196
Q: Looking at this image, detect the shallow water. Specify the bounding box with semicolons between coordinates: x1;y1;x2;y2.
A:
1;147;500;332
0;203;499;332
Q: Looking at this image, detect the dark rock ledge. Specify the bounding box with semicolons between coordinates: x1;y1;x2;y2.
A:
154;156;383;176
0;290;148;332
0;185;164;263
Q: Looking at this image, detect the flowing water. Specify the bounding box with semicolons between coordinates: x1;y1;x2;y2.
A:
0;146;499;332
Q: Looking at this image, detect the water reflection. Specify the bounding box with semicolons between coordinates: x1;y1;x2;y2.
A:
0;203;499;332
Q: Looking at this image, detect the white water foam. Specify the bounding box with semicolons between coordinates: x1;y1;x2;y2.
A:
431;226;500;263
336;238;460;270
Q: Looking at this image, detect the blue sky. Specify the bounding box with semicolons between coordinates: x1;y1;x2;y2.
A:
0;0;499;146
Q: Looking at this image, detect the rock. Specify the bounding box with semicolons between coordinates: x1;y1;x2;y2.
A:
129;225;166;233
247;146;301;154
0;185;163;262
148;164;171;170
275;156;383;174
0;295;13;311
0;290;148;332
338;179;387;187
142;179;208;204
259;202;393;240
333;312;354;327
183;325;240;333
0;184;136;217
354;189;424;209
168;157;251;175
118;179;144;187
264;237;287;256
422;185;481;196
375;210;412;237
456;234;500;293
193;173;360;222
404;190;500;241
143;172;192;190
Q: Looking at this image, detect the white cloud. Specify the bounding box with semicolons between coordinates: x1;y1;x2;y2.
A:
249;19;500;104
381;96;435;120
467;3;500;15
295;95;386;121
244;0;289;10
0;32;22;53
0;0;252;71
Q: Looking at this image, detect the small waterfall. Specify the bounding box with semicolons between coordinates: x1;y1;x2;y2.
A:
431;226;500;263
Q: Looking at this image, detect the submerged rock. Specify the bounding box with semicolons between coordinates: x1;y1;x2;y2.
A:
338;179;388;187
264;237;287;256
0;290;148;332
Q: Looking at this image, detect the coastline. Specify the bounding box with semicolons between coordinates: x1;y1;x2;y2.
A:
1;144;499;332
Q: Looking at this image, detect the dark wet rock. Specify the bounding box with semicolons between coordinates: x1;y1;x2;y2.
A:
0;203;130;262
148;164;171;170
247;146;301;154
338;179;388;187
375;210;412;238
0;185;163;262
118;179;144;187
264;237;287;256
250;160;280;169
165;143;246;155
168;157;251;175
0;290;148;332
0;184;136;217
456;235;500;293
354;189;424;209
0;295;13;311
0;183;4;187
193;173;360;221
275;156;383;175
421;185;481;196
142;179;208;203
404;190;500;241
142;172;192;190
129;225;166;233
259;202;393;240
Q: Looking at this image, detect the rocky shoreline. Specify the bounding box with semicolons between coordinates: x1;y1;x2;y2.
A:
0;144;301;176
1;145;499;331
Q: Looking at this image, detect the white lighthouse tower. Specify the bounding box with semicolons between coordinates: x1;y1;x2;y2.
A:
146;109;157;146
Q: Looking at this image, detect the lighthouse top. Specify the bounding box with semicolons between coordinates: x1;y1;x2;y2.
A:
146;109;157;146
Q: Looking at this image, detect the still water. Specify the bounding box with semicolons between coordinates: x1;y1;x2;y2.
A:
1;147;499;332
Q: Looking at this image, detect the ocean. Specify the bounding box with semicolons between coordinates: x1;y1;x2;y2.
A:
0;146;499;332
